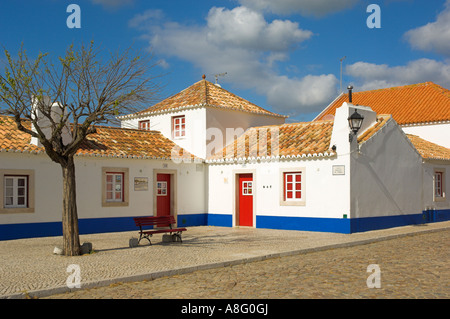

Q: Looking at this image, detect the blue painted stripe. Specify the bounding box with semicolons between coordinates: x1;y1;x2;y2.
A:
257;215;351;234
178;214;207;227
1;209;449;240
207;214;233;227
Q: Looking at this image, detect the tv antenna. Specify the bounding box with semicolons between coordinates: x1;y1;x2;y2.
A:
340;56;346;93
214;72;227;86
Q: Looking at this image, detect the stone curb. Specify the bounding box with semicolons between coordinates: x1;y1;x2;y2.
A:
3;224;448;299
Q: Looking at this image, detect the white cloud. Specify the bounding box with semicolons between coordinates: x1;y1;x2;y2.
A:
404;0;450;56
129;6;337;118
206;7;313;51
237;0;359;17
346;58;450;91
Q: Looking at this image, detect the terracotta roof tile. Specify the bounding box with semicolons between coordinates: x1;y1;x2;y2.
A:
207;121;336;162
0;115;198;161
122;78;286;119
357;115;392;144
406;134;450;161
316;82;450;125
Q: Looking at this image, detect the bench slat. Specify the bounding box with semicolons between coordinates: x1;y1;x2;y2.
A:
133;215;186;245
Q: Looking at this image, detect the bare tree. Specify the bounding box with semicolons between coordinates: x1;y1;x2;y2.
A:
0;42;162;256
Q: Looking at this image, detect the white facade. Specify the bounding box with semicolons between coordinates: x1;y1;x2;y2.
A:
0;151;206;239
121;106;285;160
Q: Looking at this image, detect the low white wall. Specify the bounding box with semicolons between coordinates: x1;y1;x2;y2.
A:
350;120;424;218
207;155;350;224
0;152;205;226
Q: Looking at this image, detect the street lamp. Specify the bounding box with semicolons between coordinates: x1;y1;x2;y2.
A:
348;109;364;143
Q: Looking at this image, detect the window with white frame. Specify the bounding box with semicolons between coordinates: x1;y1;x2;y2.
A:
280;169;305;206
0;169;34;214
172;115;185;138
4;176;28;208
284;172;302;201
106;172;124;202
138;120;150;131
434;170;445;200
102;167;129;207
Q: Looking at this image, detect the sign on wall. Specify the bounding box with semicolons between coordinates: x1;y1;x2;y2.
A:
332;165;345;175
134;177;149;191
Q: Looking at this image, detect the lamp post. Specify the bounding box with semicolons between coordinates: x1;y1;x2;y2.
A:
348;109;364;143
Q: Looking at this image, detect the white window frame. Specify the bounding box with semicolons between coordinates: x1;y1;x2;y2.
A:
434;169;446;202
102;167;129;207
0;169;34;214
279;168;305;206
242;181;253;196
172;115;186;138
106;172;124;202
4;176;28;208
138;120;150;131
284;172;302;201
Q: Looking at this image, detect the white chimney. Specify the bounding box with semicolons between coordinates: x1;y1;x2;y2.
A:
30;96;72;147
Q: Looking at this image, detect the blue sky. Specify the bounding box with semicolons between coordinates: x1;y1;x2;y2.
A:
1;0;449;122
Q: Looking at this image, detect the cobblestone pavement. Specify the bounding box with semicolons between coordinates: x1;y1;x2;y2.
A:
44;229;449;299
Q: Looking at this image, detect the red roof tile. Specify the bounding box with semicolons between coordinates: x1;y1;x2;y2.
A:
123;78;286;119
316;82;450;125
407;134;450;161
0;115;198;160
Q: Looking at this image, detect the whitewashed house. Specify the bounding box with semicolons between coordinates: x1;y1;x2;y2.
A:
0;77;449;240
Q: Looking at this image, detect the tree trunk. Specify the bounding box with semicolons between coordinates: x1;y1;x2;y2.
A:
61;156;81;256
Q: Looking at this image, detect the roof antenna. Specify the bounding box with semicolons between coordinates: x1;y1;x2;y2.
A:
340;56;346;93
214;72;227;87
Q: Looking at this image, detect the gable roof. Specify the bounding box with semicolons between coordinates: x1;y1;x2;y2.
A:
406;134;450;162
315;82;450;125
0;115;198;161
207;120;335;162
207;114;394;163
120;76;286;119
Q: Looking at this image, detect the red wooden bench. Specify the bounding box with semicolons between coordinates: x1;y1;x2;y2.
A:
133;216;187;245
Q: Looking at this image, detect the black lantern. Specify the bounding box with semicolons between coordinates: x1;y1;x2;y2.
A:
348;109;364;142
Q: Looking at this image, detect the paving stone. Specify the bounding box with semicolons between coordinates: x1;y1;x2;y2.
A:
0;221;448;299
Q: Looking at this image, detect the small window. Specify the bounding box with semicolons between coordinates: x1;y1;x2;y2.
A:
172;115;185;138
434;170;445;201
138;120;150;131
102;167;129;207
157;181;167;196
4;176;28;208
106;173;124;202
242;181;253;196
284;172;302;201
280;169;305;206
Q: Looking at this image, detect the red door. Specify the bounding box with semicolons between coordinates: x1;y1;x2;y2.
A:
238;174;253;227
156;174;171;217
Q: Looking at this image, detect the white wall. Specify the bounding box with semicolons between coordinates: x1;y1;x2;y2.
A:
121;108;207;159
402;123;450;148
350;119;424;218
0;152;205;226
207;155;350;226
422;162;450;211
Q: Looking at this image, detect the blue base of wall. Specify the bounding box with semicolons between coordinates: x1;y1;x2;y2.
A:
1;209;449;240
